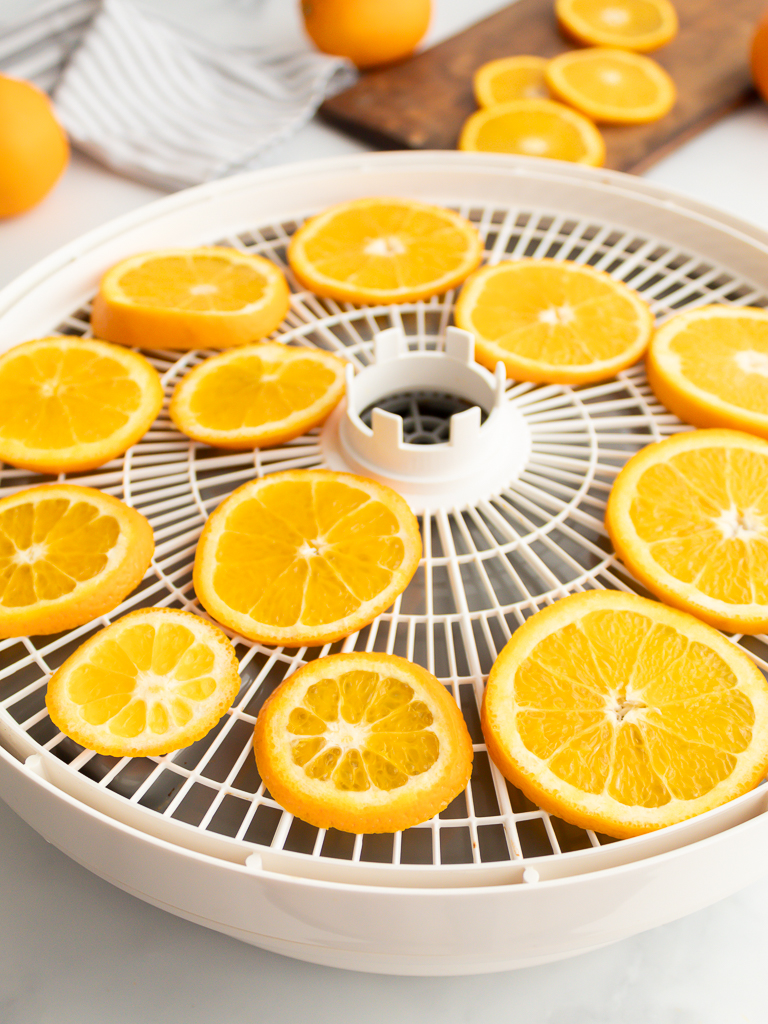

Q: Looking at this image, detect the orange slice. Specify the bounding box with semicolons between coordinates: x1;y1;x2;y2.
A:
545;47;676;123
454;257;653;384
647;305;768;439
90;247;290;351
556;0;678;52
0;337;163;473
254;652;473;833
606;429;768;634
46;607;240;756
472;56;550;106
0;484;153;639
482;589;768;839
458;98;605;166
169;342;346;450
194;469;422;647
287;197;483;305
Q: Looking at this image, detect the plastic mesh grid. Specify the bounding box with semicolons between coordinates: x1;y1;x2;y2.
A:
2;201;768;869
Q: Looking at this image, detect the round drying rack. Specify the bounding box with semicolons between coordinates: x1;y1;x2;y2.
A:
1;152;768;975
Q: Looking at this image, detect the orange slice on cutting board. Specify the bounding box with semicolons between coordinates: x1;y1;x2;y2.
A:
555;0;679;52
473;56;550;106
254;651;473;833
458;98;606;167
545;47;676;123
482;589;768;839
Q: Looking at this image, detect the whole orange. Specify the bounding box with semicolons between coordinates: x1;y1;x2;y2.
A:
301;0;431;69
752;8;768;103
0;75;69;218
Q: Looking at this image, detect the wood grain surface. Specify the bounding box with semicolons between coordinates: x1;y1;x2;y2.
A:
321;0;766;173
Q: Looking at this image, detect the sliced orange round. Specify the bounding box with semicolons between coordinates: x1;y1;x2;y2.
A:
169;342;346;450
482;589;768;839
194;469;422;647
0;484;153;639
555;0;678;52
287;197;484;305
606;429;768;634
647;305;768;439
458;98;605;166
0;336;163;473
473;55;550;106
90;247;290;351
545;47;676;123
254;652;473;833
454;257;653;384
46;607;240;756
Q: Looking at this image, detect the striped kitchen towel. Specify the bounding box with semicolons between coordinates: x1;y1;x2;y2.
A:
0;0;98;92
2;0;357;191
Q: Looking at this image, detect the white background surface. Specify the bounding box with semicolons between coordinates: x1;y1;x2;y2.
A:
2;1;768;1020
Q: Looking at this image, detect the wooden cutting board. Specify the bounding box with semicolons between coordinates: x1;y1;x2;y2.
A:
321;0;765;173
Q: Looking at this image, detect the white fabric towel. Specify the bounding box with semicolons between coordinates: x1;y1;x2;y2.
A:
1;0;357;191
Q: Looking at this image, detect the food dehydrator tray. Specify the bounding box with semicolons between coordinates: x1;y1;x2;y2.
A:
2;152;768;973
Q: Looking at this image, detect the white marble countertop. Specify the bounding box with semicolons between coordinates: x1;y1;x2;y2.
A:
2;1;768;1020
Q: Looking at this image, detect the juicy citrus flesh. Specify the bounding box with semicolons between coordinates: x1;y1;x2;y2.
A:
555;0;678;51
0;337;164;473
545;47;676;123
458;98;605;166
194;470;422;647
46;607;241;757
454;257;653;384
169;341;346;449
0;74;69;217
473;56;550;106
482;590;768;838
647;306;768;439
254;652;473;833
90;247;290;350
606;429;768;634
0;484;153;639
287;198;484;304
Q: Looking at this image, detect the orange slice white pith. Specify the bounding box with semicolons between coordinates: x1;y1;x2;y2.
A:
482;589;768;839
454;257;653;384
287;197;484;305
90;246;291;351
254;651;473;833
169;341;346;449
193;469;422;647
46;607;241;757
0;484;153;639
606;429;768;634
0;336;163;473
